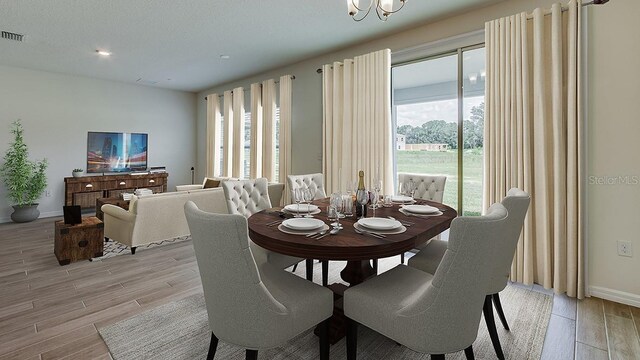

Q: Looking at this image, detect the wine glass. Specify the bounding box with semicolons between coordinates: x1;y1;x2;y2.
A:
370;190;379;218
333;195;344;229
357;190;369;219
372;177;382;210
397;181;405;196
302;188;315;218
291;188;303;217
327;205;338;227
329;193;343;228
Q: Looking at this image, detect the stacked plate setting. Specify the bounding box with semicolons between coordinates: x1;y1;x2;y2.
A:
354;217;406;235
390;195;415;204
279;218;329;235
399;204;443;217
282;203;321;216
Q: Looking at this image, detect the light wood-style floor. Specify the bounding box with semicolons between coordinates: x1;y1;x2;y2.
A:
0;217;639;360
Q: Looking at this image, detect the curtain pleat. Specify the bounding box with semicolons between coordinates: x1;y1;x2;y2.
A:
222;91;233;177
206;94;221;178
322;49;392;195
262;79;277;182
231;87;245;178
279;75;293;205
250;83;263;179
484;0;583;298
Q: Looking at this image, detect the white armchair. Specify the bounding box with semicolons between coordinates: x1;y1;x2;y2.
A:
398;172;447;202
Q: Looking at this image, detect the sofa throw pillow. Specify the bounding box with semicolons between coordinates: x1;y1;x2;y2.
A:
203;178;221;189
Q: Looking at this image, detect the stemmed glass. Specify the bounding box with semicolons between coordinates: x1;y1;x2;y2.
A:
357;190;369;219
329;193;344;229
291;188;303;217
302;188;315;218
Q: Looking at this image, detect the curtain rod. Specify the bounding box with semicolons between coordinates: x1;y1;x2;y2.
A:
316;0;608;74
204;75;295;100
524;0;607;19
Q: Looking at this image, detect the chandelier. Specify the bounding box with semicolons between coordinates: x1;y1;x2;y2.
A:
348;0;407;22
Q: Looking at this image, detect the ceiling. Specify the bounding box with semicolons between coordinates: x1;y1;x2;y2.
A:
0;0;500;92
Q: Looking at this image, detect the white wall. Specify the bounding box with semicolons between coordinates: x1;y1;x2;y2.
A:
195;0;640;303
0;65;197;222
587;0;640;305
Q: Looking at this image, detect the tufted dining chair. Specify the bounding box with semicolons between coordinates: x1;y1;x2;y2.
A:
221;178;303;271
287;173;327;200
380;173;446;267
286;173;329;285
184;201;333;360
398;172;447;202
408;188;530;360
344;203;509;360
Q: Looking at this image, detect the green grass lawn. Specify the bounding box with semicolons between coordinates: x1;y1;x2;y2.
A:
397;149;483;216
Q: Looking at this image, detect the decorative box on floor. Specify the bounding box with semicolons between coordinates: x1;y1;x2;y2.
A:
54;216;104;265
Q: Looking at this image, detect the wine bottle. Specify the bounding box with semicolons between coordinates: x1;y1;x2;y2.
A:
355;170;368;218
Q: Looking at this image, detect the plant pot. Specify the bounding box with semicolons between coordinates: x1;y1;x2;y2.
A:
11;204;40;223
72;171;84;178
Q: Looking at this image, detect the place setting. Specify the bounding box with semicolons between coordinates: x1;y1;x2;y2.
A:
353;217;407;239
277;217;331;238
399;204;443;218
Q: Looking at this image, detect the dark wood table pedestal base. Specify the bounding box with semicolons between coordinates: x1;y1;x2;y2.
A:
315;260;376;344
340;260;376;285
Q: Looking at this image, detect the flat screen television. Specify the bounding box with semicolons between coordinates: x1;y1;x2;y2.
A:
87;132;148;173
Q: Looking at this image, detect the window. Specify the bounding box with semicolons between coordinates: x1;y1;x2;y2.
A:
275;107;280;182
392;45;485;215
244;111;251;178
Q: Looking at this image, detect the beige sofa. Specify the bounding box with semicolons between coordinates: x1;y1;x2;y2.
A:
102;183;284;254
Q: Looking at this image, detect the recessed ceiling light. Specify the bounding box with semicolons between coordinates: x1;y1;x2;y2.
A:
96;50;111;56
220;55;230;60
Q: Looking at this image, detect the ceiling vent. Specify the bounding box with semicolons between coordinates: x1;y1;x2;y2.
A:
1;31;25;42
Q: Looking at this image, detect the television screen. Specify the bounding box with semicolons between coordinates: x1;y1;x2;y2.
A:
87;132;148;173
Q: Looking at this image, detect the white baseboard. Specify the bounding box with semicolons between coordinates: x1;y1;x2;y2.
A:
589;286;640;308
0;210;63;224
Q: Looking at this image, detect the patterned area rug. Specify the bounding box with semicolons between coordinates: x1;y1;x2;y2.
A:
92;236;191;261
99;260;552;359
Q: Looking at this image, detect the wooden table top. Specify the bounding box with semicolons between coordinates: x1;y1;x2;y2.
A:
248;198;457;261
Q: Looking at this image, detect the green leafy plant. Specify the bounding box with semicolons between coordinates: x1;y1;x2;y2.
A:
0;120;48;206
72;168;83;172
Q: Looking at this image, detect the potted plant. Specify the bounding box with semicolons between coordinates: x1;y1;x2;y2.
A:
0;120;48;223
72;168;84;177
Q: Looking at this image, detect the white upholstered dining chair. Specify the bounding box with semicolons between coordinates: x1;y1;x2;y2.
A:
287;173;327;200
408;188;530;359
344;203;509;360
381;172;446;266
221;178;302;270
184;201;333;360
286;173;329;285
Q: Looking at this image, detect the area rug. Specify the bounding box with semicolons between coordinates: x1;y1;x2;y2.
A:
99;265;552;359
91;236;191;261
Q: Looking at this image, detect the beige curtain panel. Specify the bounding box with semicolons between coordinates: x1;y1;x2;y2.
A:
222;90;234;177
279;75;293;205
205;94;222;178
250;83;263;179
322;49;393;195
484;1;584;298
262;79;277;183
231;87;245;178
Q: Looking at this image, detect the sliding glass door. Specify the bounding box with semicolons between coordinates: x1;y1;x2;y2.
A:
392;45;485;215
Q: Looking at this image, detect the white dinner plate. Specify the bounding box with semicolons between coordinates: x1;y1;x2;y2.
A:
401;204;440;214
278;223;330;236
282;218;325;231
390;195;414;203
357;217;402;231
283;204;319;213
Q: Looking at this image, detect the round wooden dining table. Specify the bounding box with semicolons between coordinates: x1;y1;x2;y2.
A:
248;197;457;287
248;197;456;343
